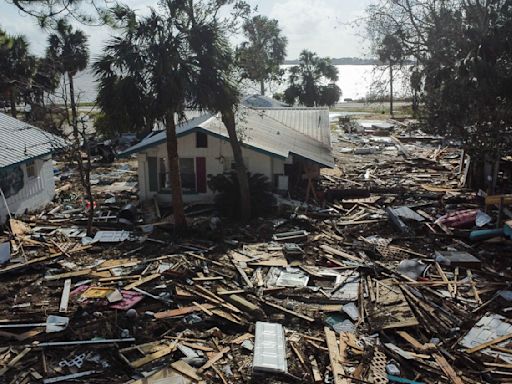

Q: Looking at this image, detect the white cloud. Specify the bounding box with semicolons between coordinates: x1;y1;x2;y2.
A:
268;0;371;59
0;0;373;59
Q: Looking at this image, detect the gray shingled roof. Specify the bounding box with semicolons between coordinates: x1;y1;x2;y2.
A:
120;106;334;168
0;112;69;169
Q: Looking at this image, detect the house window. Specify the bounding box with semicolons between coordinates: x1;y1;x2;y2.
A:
158;157;196;193
180;158;196;192
196;132;208;148
26;161;36;178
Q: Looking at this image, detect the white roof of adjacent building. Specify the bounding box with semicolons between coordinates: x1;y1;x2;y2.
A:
0;112;68;169
120;106;334;168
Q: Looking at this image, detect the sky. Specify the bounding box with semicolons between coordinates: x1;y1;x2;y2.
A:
0;0;374;60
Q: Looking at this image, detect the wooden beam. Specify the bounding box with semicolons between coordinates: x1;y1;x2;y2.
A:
434;353;464;384
154;304;216;320
198;347;229;373
320;245;363;263
262;300;314;322
465;332;512;354
170;360;202;381
124;274;160;290
485;194;512;206
0;348;31;376
45;269;91;281
324;327;348;384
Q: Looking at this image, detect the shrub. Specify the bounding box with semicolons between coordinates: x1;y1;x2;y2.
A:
207;172;276;218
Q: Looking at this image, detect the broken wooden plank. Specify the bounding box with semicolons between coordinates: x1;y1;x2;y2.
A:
261;299;314;322
433;353;464;384
232;262;254;288
435;262;455;297
181;342;214;352
154;304;216;320
58;279;71;313
0;347;31;376
466;270;482;305
324;327;348;384
170;359;202;381
129;342;177;369
211;364;229;384
397;331;434;352
485;194;512;206
192;301;214;316
465;332;512;354
124;274;160;290
192;285;241;313
45;269;91;281
230;333;253;344
0;246;92;275
198;347;229;373
290;342;305;366
192;276;224;282
320;245;363;263
309;355;323;383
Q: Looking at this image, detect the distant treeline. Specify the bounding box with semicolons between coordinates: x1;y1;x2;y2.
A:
284;57;415;65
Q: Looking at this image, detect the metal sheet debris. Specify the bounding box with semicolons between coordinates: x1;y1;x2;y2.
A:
253;322;288;374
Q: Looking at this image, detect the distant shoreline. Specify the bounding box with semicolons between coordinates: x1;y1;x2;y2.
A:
284;58;415;65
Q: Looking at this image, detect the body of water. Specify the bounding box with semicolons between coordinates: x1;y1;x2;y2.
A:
72;65;411;103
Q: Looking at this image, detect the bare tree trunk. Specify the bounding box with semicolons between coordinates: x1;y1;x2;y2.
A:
389;64;394;117
9;88;16;118
84;134;94;234
221;109;251;221
412;88;418;118
69;72;94;236
260;80;265;96
165;112;187;230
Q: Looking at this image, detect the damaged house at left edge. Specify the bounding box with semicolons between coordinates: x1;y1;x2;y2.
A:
119;99;335;205
0;112;68;224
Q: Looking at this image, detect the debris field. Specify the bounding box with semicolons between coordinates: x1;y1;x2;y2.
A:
1;120;512;384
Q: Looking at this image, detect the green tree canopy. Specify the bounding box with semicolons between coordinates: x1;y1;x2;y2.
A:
283;49;341;107
0;30;36;116
237;15;288;96
47;19;89;77
95;0;252;227
367;0;512;164
9;0;110;27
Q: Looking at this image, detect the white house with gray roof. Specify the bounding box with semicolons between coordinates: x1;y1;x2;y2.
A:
0;113;68;223
120;97;334;205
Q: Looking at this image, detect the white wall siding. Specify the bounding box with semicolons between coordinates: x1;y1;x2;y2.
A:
140;132;286;204
0;157;55;223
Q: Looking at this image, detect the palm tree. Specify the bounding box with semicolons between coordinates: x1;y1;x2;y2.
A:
46;19;89;134
0;31;35;117
283;50;341;107
96;1;253;227
188;12;252;220
47;19;92;233
95;5;193;230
